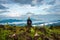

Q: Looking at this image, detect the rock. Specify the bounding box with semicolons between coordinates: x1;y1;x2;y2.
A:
34;32;40;40
12;33;18;40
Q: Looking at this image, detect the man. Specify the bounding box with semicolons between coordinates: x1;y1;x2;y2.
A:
27;17;32;27
26;17;32;33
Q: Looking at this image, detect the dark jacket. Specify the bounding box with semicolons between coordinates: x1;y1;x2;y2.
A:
27;18;32;26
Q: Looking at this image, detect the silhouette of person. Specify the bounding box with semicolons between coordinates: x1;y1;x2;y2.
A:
27;17;32;27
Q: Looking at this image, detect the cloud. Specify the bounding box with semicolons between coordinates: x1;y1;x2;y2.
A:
0;0;60;19
12;0;32;4
0;0;55;5
0;4;52;18
43;0;55;5
0;0;14;4
0;0;60;25
13;0;56;6
55;0;60;5
47;5;60;14
0;4;9;14
0;0;58;6
0;11;9;13
0;4;8;9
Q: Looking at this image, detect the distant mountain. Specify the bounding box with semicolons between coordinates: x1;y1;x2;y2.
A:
47;22;60;26
0;13;60;26
51;20;60;26
0;19;26;23
0;19;60;26
52;19;60;21
44;20;60;26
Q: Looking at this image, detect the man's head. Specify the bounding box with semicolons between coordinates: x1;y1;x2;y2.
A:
28;16;30;19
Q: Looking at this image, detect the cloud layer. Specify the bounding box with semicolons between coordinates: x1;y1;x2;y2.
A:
0;0;60;20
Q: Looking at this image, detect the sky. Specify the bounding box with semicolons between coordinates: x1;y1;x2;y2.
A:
0;0;60;21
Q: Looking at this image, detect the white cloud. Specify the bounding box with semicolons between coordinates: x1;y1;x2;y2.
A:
32;0;37;5
0;0;60;18
55;0;60;5
0;3;52;17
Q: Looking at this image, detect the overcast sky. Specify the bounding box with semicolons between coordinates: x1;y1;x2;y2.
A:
0;0;60;18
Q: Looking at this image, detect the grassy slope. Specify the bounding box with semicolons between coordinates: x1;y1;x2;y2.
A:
0;25;60;40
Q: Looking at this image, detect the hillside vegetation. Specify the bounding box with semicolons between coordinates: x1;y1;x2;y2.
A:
0;25;60;40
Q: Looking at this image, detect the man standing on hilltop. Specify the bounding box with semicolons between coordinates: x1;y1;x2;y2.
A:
27;17;32;27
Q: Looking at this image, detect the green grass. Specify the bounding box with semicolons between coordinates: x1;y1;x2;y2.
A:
0;25;60;40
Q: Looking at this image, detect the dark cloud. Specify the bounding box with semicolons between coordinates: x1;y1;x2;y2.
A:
47;0;55;5
0;0;56;6
0;4;8;9
0;0;14;4
14;0;44;6
47;5;60;14
13;0;56;6
14;0;32;4
37;0;43;2
0;11;9;13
